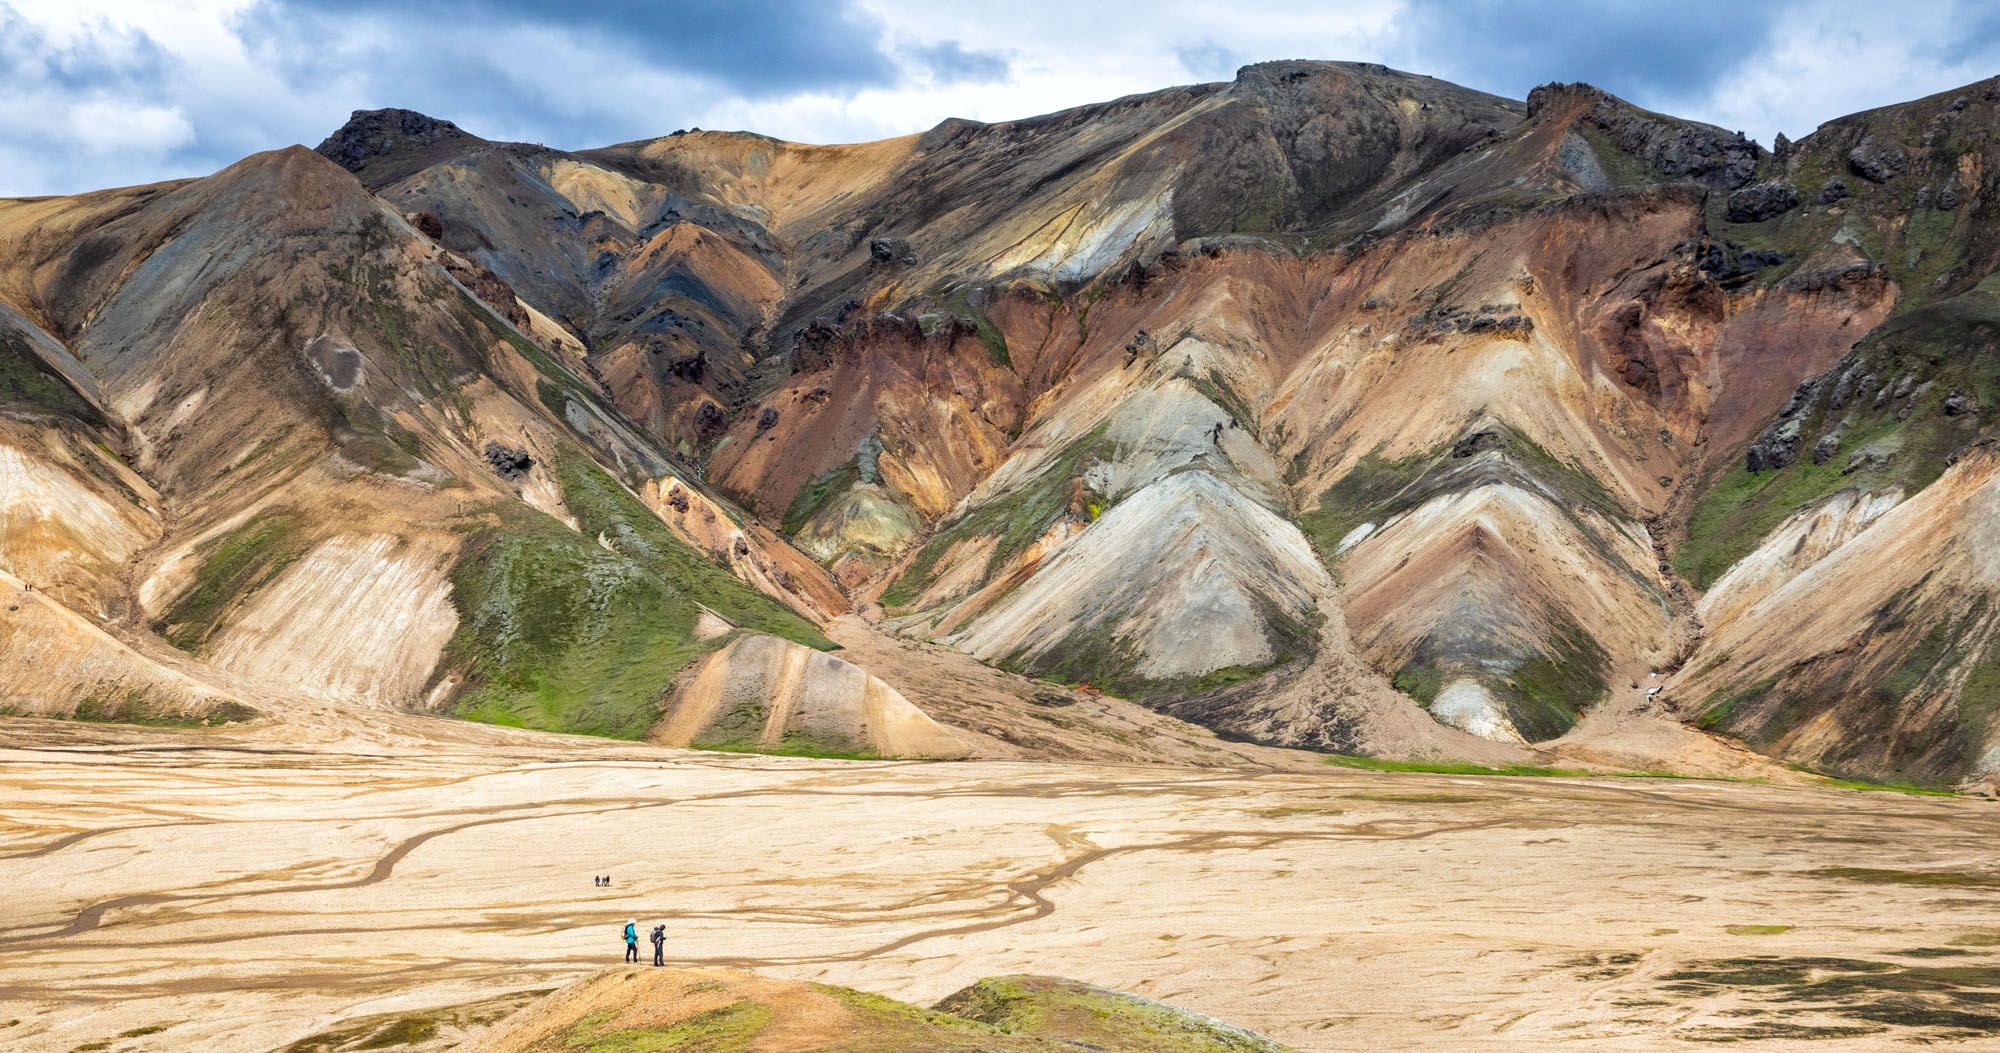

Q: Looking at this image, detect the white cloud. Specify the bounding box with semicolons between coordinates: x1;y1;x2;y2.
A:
59;98;194;154
1679;5;2000;143
0;0;1994;195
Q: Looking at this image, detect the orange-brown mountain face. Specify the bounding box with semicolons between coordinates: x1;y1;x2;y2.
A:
7;61;2000;786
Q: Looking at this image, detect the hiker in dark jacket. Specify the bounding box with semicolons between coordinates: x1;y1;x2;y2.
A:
622;919;638;963
650;923;666;966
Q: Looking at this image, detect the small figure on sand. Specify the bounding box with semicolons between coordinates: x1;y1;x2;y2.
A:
623;918;638;963
650;923;666;967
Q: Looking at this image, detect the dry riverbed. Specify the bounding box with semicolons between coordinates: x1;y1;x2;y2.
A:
3;714;1999;1052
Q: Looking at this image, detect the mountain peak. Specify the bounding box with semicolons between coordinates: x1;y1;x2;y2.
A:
1525;80;1761;188
314;107;489;189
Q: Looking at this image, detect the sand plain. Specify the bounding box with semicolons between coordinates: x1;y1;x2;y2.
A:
3;712;1999;1052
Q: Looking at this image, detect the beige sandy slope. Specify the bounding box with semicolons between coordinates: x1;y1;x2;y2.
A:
820;615;1327;769
2;714;1998;1053
0;570;249;721
0;425;157;617
655;632;968;759
204;534;461;707
1669;447;2000;779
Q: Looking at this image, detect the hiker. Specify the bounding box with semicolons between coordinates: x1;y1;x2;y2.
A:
622;919;639;963
650;923;666;967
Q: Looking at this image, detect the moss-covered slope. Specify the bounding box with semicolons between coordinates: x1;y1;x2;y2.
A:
442;449;832;739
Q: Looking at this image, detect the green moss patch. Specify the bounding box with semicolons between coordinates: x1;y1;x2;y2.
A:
1391;658;1444;707
444;450;830;740
561;1000;772;1052
1811;867;2000;888
153;510;311;653
936;974;1291;1052
882;424;1109;610
63;695;256;727
0;331;99;424
781;460;859;537
1325;755;1590;777
1323;755;1737;782
1697;676;1779;731
1490;615;1609;742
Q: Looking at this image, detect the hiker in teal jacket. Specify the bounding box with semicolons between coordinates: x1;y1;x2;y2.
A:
622;919;638;963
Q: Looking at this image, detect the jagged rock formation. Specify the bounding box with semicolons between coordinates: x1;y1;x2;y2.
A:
8;63;2000;784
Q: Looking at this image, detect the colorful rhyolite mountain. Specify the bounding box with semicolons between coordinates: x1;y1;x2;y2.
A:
5;61;2000;786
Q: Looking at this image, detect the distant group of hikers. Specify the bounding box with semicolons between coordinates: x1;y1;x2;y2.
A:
621;917;667;966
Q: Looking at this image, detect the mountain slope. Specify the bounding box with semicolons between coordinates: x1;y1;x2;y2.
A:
0;147;850;743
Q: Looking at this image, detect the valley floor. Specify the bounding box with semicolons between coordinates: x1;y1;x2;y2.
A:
2;713;1998;1052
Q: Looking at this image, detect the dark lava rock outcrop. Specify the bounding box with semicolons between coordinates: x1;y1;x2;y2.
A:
1726;181;1800;223
482;441;534;480
1846;136;1908;183
315;108;490;189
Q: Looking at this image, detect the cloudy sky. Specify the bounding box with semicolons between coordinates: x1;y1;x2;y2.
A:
3;0;1997;196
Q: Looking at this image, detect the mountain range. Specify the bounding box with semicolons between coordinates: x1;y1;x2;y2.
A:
5;60;1999;787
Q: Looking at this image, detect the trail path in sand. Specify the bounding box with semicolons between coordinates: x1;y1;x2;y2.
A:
3;713;1999;1052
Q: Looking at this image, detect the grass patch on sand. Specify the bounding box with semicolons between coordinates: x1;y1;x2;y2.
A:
1811;867;2000;889
935;974;1292;1052
564;1000;773;1053
1324;756;1594;778
1815;776;1960;797
1323;755;1740;782
1726;924;1795;936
